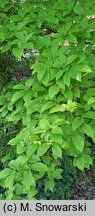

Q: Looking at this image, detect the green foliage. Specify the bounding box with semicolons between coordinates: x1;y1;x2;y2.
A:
36;155;83;200
0;0;95;199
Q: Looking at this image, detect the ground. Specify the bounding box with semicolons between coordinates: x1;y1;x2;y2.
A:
73;170;95;199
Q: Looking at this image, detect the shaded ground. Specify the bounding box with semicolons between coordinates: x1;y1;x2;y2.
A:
72;170;95;200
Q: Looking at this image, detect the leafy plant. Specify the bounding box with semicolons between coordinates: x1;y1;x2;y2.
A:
36;154;83;200
0;0;95;199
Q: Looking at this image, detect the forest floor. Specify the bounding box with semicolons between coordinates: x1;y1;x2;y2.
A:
72;170;95;200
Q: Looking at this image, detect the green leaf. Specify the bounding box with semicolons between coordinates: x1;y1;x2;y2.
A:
73;87;80;98
1;153;11;163
6;191;14;200
41;71;49;86
63;73;70;86
0;32;4;41
68;35;77;43
31;162;48;172
66;100;77;112
39;119;50;130
82;124;94;139
27;189;37;199
37;143;50;157
52;169;63;179
81;65;92;73
52;144;62;159
8;136;20;146
1;108;8;117
84;111;95;119
17;143;26;154
83;88;95;100
25;42;33;49
20;156;29;166
50;133;62;144
41;101;55;112
9;156;29;169
0;95;6;105
5;173;15;188
72;135;84;152
11;15;20;21
56;70;64;80
26;143;38;156
23;170;36;187
50;43;59;58
65;21;72;32
12;47;24;59
49;104;65;113
11;90;25;103
73;4;84;15
70;70;82;81
8;160;18;169
87;97;95;105
66;55;77;65
23;92;32;104
53;55;66;68
0;168;11;179
73;157;85;171
8;113;22;122
38;69;46;81
13;84;25;90
82;154;92;165
33;128;46;134
45;179;54;192
62;140;69;150
57;78;65;90
52;126;63;135
80;17;88;29
73;153;92;171
52;119;66;126
22;115;31;126
72;117;83;131
29;154;40;164
48;84;59;99
25;77;33;88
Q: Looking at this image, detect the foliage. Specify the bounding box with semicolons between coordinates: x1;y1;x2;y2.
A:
37;154;83;200
0;0;95;199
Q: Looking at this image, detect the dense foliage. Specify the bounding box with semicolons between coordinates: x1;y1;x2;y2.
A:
0;0;95;199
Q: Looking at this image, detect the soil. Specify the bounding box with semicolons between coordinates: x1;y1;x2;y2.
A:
72;170;95;200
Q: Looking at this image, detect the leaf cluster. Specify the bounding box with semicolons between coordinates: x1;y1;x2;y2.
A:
0;0;95;199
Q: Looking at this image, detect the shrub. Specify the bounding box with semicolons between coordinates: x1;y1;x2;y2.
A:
0;0;95;199
36;154;83;200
